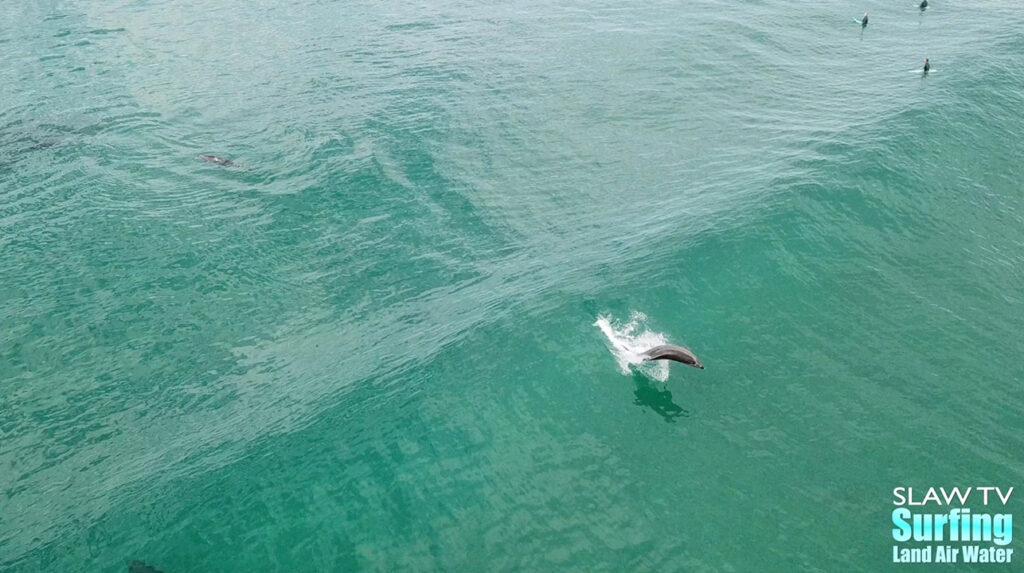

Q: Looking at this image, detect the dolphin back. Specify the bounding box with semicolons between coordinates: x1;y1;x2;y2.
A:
199;154;240;167
128;561;164;573
642;345;704;369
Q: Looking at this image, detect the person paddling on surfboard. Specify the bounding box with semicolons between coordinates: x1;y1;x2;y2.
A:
923;58;930;72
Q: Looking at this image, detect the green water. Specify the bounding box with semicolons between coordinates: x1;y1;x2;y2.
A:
2;0;1023;571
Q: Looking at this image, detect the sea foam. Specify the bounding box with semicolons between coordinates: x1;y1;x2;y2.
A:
594;311;671;382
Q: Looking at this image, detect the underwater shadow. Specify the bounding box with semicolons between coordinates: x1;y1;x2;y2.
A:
632;370;690;423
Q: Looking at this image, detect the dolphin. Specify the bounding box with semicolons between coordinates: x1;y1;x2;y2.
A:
641;345;704;369
199;154;240;167
128;561;164;573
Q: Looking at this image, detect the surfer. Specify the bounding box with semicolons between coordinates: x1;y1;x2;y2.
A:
923;58;930;72
861;12;869;27
641;345;704;370
920;0;928;8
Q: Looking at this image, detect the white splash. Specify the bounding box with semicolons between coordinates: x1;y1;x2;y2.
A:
593;311;671;382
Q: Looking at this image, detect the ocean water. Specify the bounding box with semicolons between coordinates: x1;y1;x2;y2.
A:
2;0;1023;571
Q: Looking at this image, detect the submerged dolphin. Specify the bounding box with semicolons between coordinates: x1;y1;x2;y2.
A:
128;561;164;573
642;345;704;369
199;154;240;167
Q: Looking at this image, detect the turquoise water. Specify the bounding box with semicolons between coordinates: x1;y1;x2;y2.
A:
2;0;1023;570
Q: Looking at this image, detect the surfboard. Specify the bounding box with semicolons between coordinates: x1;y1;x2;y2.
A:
853;18;865;24
908;69;936;73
